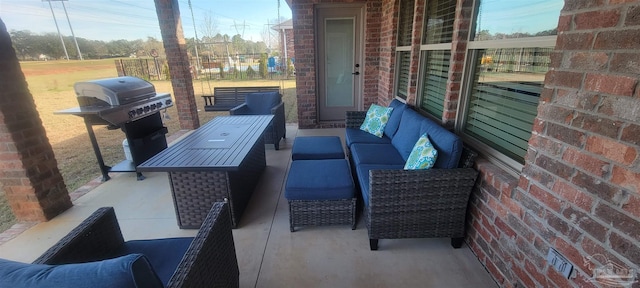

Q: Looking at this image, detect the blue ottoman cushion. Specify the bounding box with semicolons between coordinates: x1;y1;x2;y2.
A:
285;159;354;200
292;136;345;160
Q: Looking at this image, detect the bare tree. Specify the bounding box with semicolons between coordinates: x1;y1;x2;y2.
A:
199;11;219;60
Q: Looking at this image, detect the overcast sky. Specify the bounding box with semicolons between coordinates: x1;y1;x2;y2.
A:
0;0;292;42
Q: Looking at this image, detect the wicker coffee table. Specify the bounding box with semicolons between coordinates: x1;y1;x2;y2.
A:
138;115;274;228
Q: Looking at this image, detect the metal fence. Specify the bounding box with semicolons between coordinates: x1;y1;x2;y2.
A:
114;55;295;81
114;58;167;80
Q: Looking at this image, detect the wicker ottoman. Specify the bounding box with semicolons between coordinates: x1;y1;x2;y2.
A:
291;136;345;160
285;159;356;232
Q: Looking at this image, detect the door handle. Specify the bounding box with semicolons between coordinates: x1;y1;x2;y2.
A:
352;71;360;75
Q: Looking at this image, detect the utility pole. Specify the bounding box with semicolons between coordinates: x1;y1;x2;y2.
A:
43;0;69;60
59;0;82;60
44;0;82;60
188;0;201;71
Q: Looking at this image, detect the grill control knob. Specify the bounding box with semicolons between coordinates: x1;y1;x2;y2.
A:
150;103;157;110
157;101;163;108
144;106;150;112
165;99;172;105
128;110;136;118
136;108;143;115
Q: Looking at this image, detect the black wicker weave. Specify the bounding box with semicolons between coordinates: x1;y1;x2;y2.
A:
345;110;479;250
288;198;357;232
33;203;239;288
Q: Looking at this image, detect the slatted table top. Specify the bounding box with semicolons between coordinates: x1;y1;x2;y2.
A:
137;115;273;172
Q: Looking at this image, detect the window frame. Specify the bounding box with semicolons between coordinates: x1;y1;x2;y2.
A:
457;36;557;174
393;0;414;100
416;0;457;119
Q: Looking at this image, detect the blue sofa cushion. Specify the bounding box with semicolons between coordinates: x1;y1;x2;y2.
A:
350;143;405;165
245;92;280;114
383;99;409;138
391;109;425;161
121;237;194;286
285;159;355;200
0;254;163;288
356;164;405;206
419;118;462;169
345;128;392;147
291;136;344;160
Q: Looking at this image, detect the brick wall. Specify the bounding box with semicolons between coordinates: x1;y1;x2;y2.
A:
0;19;72;221
465;1;640;287
293;0;383;128
154;0;199;130
376;0;399;107
292;0;317;128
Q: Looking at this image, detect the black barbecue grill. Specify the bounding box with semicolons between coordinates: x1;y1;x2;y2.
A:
55;76;174;181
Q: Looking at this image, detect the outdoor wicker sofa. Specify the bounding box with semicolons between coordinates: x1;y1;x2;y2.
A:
345;99;478;250
0;202;238;288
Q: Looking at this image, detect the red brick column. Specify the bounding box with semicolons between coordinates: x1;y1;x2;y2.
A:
0;19;72;221
292;0;317;128
377;0;400;106
404;0;424;106
441;0;473;127
154;0;199;130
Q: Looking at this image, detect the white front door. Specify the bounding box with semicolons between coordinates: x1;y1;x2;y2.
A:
317;5;364;121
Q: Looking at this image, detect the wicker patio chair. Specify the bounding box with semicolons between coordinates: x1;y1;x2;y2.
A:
32;202;239;288
230;90;286;150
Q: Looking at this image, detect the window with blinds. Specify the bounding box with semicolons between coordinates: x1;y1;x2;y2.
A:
419;50;450;118
423;0;456;45
418;0;456;118
396;51;411;99
397;0;414;46
463;48;551;163
395;0;414;99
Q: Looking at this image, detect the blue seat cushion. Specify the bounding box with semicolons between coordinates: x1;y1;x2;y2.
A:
391;109;426;161
345;128;392;147
355;164;405;206
285;159;355;200
120;237;194;286
383;99;409;138
419;118;462;169
292;136;344;160
246;91;281;114
350;143;405;165
0;254;163;288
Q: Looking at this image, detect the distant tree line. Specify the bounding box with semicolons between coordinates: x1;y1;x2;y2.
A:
474;28;558;41
9;29;271;61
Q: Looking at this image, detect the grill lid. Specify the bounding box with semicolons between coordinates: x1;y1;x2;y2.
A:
74;76;156;106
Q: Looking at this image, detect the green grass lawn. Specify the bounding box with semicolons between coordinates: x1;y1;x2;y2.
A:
0;59;297;232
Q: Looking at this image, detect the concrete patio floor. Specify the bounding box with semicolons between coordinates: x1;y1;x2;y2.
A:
0;124;497;288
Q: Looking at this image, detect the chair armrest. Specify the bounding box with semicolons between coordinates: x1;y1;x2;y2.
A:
346;111;367;128
166;202;239;288
270;101;284;115
368;168;478;208
229;103;250;115
33;207;125;265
